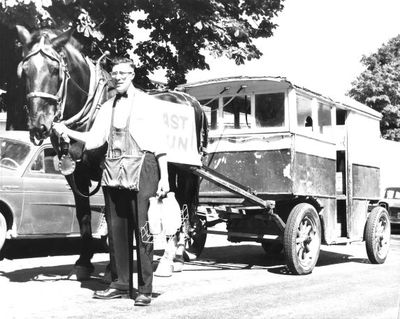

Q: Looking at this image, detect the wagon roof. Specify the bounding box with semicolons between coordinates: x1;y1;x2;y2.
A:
180;75;382;119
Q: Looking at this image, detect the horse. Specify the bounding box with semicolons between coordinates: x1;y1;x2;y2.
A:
16;26;208;280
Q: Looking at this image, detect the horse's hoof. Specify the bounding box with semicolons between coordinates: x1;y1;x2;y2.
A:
154;259;173;277
173;256;184;272
68;265;93;281
183;250;197;262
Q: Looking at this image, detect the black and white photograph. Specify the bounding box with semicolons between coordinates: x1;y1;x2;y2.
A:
0;0;399;318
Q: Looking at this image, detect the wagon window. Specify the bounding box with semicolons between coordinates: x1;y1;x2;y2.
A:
222;95;250;129
296;95;313;130
317;102;332;134
255;93;285;127
199;99;218;130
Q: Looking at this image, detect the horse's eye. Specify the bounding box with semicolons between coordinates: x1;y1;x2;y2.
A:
46;63;59;77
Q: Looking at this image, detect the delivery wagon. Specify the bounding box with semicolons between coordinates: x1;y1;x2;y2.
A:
179;76;391;275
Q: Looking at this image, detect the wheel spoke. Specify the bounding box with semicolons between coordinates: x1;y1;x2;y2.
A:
304;224;312;234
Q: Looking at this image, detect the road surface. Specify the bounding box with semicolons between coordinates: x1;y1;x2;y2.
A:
1;228;400;319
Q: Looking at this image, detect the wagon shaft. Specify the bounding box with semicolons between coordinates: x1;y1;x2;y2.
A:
190;165;285;231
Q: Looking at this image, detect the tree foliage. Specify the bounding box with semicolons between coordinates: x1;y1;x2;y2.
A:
0;0;284;126
348;35;400;140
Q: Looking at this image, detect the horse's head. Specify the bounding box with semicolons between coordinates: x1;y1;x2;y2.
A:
17;26;74;144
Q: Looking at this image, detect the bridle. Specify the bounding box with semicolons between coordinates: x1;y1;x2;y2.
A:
20;33;109;198
20;36;71;122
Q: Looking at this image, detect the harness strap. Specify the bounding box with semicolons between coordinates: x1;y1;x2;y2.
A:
27;91;59;101
63;58;97;127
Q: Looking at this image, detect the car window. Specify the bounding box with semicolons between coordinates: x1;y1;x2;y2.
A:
31;147;60;175
0;138;31;169
394;191;400;199
386;190;395;198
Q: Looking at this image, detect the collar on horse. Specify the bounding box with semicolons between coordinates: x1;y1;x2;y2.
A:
22;36;70;122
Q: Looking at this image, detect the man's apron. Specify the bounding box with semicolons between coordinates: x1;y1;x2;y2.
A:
101;100;145;190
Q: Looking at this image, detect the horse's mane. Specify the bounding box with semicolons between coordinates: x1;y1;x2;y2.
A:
29;28;83;52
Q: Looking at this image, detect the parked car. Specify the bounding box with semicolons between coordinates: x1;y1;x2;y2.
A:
378;187;400;225
0;131;106;253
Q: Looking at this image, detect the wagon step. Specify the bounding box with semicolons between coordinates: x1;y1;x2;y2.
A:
190;165;285;230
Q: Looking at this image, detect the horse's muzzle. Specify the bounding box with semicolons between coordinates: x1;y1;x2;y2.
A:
29;124;48;145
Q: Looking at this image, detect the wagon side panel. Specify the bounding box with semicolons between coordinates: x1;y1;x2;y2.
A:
199;148;294;198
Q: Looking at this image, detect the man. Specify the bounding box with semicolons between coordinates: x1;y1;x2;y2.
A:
53;57;169;306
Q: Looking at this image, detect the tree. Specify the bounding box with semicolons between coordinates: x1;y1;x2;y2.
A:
348;35;400;141
0;0;284;127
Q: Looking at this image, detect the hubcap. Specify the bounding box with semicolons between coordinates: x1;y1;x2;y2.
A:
296;216;319;267
375;215;390;258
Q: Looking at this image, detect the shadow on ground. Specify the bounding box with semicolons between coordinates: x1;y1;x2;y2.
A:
3;229;396;282
184;242;369;276
0;237;107;260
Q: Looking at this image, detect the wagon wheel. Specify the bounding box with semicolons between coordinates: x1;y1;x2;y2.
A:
183;211;207;261
0;213;7;252
284;203;321;275
365;206;391;264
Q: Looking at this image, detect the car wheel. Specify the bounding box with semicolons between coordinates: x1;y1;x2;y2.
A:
284;203;321;275
365;206;391;264
0;213;7;252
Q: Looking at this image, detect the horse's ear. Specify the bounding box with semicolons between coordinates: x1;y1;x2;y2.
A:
16;25;31;46
51;28;75;50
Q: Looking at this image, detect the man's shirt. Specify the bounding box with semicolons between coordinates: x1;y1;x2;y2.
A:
84;84;167;157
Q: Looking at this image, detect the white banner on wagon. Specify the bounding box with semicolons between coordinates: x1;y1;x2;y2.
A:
157;101;201;166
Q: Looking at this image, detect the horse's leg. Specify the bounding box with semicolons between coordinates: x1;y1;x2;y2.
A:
71;166;95;280
175;166;200;263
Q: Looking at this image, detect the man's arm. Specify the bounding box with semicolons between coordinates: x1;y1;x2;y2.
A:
52;122;88;144
156;154;170;197
52;100;110;149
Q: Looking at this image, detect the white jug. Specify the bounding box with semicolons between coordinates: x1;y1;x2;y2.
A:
148;197;163;235
161;192;182;236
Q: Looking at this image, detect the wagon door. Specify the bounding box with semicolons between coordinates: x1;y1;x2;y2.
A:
346;111;381;240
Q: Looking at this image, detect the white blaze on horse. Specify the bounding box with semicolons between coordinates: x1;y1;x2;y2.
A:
16;26;208;279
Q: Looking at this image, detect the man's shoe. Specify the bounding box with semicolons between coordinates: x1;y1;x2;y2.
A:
134;293;152;306
93;288;128;299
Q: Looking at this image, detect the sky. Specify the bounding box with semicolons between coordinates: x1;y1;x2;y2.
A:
180;0;400;100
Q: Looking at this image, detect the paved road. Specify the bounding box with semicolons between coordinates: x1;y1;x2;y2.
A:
1;228;400;319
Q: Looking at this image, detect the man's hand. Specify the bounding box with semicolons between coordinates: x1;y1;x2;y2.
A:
156;177;170;198
52;122;70;143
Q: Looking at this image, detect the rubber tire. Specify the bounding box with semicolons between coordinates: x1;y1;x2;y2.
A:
284;203;321;275
185;214;207;260
365;206;391;264
0;213;7;252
